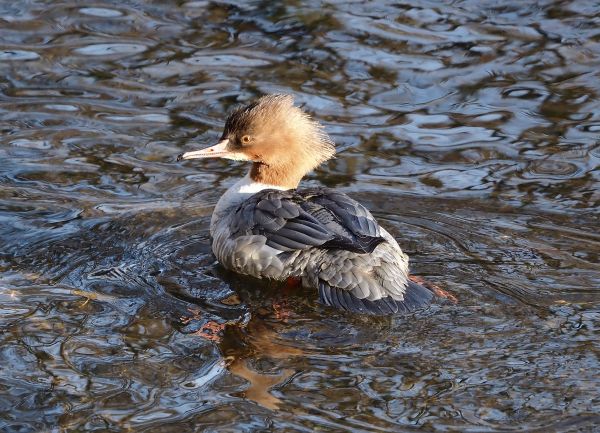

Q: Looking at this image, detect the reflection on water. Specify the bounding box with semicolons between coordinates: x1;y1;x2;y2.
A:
1;0;599;431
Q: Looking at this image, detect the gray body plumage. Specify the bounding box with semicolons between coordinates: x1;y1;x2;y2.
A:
210;179;431;314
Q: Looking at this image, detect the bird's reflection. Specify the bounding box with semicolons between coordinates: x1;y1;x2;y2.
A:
181;268;305;410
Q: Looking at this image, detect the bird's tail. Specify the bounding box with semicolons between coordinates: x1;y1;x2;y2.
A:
318;279;432;315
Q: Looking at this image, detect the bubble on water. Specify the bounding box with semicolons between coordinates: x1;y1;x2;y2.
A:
0;50;40;60
473;113;505;122
44;104;79;112
582;124;600;132
79;7;123;17
104;114;170;123
184;54;272;67
525;160;580;179
10;139;51;149
74;43;148;56
470;46;495;55
503;87;547;99
506;89;530;98
183;1;209;7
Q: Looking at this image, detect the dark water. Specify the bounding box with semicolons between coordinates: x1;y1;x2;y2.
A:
1;0;599;431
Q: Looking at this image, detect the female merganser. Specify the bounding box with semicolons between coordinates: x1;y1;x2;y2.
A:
178;94;433;315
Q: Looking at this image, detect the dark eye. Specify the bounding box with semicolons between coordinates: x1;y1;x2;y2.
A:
241;135;252;145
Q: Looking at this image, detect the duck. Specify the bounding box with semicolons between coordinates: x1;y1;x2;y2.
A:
178;94;433;315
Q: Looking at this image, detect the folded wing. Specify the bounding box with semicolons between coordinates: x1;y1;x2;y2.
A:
230;188;385;254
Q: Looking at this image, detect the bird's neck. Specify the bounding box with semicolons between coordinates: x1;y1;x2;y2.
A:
210;174;288;235
249;162;304;190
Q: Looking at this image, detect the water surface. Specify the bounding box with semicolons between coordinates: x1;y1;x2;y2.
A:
1;1;599;431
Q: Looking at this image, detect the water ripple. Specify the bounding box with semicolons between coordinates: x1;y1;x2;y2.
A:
79;7;123;17
1;0;599;431
74;43;148;56
0;50;39;60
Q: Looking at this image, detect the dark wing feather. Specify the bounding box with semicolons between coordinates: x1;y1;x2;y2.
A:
231;188;385;253
318;280;433;315
302;189;385;253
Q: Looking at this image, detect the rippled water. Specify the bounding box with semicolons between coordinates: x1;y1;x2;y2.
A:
1;1;599;431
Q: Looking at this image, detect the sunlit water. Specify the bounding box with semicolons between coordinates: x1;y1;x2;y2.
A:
1;1;599;431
